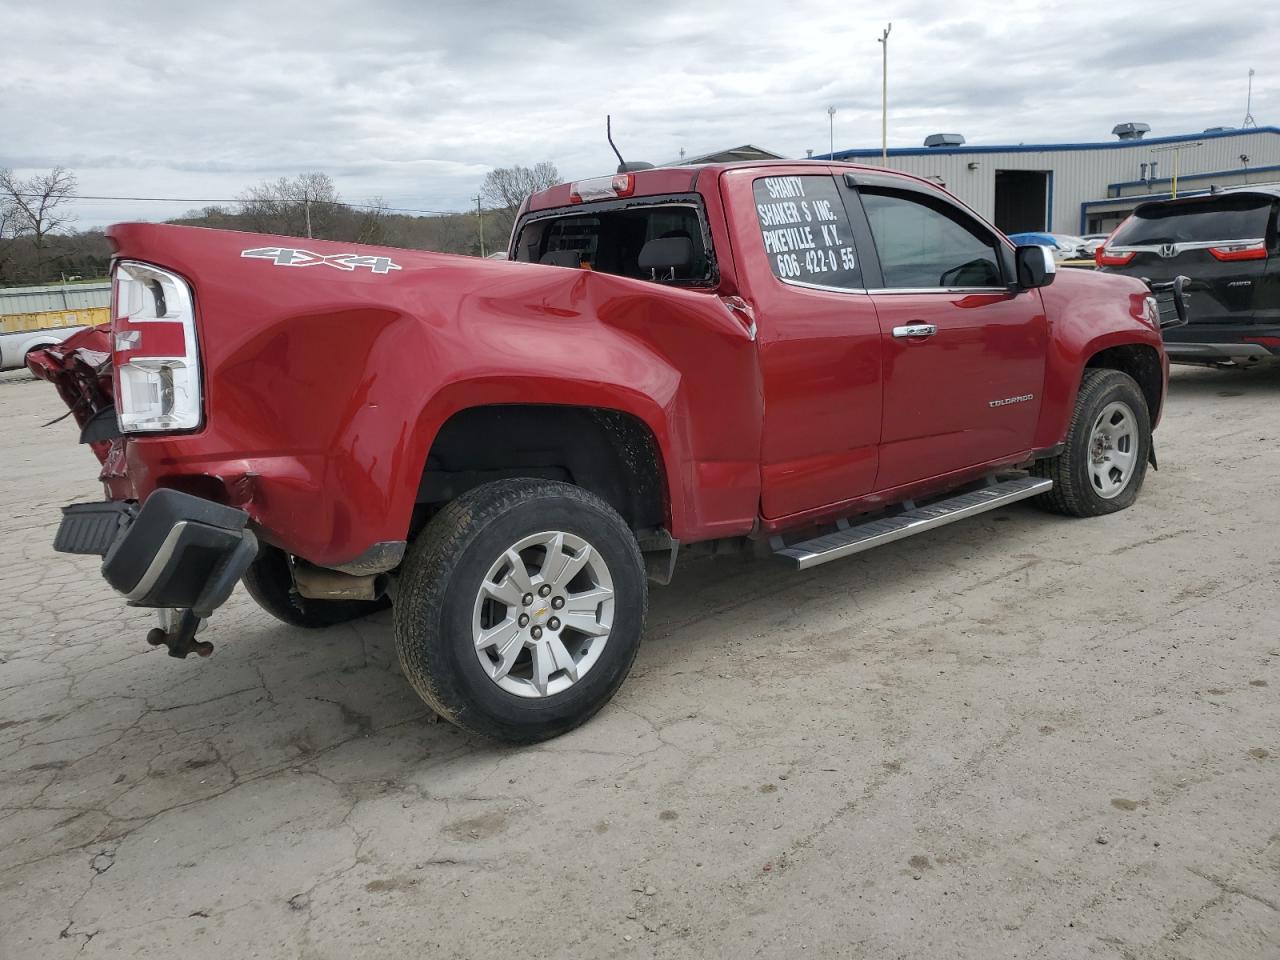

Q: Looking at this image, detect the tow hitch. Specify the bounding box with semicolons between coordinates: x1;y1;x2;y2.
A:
147;609;213;659
53;489;258;657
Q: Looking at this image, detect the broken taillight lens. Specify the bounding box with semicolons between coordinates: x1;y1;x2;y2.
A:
112;260;202;432
569;174;635;204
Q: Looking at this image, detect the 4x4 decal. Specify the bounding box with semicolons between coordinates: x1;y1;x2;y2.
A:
240;247;402;275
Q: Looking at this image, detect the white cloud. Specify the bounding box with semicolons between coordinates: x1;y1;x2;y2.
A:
1;0;1275;227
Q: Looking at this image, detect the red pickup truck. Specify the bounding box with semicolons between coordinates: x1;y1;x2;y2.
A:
31;161;1174;743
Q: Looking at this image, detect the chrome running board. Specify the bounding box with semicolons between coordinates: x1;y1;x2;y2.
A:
773;476;1052;571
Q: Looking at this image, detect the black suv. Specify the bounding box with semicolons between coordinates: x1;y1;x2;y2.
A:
1098;187;1280;365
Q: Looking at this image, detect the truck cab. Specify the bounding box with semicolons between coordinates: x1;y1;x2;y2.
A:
513;162;1163;529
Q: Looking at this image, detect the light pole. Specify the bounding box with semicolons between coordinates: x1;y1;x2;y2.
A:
474;195;486;257
1243;68;1257;128
878;23;892;166
828;105;837;158
1150;141;1203;198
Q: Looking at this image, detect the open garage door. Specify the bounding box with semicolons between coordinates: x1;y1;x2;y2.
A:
994;170;1049;233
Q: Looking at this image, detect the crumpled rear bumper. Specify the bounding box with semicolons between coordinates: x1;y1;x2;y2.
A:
55;488;258;618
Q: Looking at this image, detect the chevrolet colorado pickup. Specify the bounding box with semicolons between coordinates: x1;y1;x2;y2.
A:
30;161;1180;743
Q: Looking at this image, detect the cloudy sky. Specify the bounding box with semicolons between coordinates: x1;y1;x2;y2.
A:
2;0;1276;228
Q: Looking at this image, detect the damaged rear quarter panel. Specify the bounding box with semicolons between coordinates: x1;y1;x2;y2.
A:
98;223;762;565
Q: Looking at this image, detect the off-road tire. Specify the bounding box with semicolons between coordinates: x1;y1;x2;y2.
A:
1032;368;1151;517
394;479;647;744
242;543;390;628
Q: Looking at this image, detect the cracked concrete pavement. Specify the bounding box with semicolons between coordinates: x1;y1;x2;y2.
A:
1;364;1277;959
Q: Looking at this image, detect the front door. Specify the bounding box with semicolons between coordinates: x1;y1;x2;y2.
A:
847;183;1048;491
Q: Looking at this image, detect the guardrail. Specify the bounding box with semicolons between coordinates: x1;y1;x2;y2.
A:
0;307;109;336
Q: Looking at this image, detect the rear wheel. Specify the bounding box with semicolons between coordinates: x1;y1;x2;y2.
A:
394;479;646;743
1033;368;1151;517
242;544;389;628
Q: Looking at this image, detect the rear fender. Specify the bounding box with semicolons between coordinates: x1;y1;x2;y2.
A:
404;377;686;541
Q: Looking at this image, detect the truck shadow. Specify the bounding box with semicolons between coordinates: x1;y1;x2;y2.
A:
0;491;1072;858
1167;361;1280;398
208;499;1065;764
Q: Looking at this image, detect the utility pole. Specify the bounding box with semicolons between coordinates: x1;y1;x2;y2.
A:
878;23;892;166
474;195;485;257
303;190;313;239
828;106;837;158
1243;68;1257;128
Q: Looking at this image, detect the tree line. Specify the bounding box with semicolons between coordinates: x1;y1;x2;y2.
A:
0;164;562;287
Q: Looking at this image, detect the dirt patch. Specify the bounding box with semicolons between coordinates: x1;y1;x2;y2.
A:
444;811;509;841
1173;581;1219;604
366;876;419;894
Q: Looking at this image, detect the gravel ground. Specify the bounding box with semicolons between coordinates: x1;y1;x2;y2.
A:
0;363;1277;959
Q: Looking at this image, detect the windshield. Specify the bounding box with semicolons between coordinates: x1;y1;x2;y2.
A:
1112;195;1274;245
514;201;713;284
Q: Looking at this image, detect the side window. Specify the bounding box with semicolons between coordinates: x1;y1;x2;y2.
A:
859;190;1004;289
752;175;862;289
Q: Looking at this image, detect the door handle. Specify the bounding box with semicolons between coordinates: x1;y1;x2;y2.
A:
892;323;937;339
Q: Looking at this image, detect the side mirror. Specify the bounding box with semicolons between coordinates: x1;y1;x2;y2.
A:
1014;244;1057;289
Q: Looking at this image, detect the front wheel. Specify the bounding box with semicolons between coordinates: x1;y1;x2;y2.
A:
394;479;647;743
1033;368;1152;517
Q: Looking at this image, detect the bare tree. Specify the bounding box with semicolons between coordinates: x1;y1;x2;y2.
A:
479;162;561;241
239;172;340;239
0;166;77;282
0;189;19;285
353;197;390;246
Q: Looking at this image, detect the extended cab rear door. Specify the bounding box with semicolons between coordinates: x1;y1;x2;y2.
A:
720;167;883;520
840;173;1048;491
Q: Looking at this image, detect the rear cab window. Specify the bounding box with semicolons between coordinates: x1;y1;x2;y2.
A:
1112;195;1277;246
514;197;715;285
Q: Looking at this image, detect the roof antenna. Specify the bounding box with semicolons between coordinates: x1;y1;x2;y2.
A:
607;116;654;174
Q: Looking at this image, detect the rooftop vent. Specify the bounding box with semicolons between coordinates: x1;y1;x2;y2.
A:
1112;122;1151;141
1203;126;1234;133
924;133;965;148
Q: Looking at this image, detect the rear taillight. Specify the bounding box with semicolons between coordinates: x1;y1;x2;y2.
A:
1208;241;1267;262
569;173;635;204
1096;248;1136;267
112;260;201;432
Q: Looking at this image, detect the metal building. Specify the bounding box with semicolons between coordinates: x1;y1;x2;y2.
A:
0;281;111;315
821;126;1280;235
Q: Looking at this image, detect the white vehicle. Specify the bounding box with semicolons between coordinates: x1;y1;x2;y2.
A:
0;325;87;372
1006;232;1089;262
1;282;109;371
